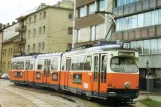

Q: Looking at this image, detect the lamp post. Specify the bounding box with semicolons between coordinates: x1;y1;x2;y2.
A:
146;60;150;99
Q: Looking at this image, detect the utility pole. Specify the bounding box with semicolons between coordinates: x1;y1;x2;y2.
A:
146;60;150;99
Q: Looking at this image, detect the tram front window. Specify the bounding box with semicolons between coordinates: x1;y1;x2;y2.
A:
111;57;138;73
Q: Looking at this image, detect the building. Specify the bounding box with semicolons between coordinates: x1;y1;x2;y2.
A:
73;0;113;48
16;1;74;54
2;35;20;73
111;0;161;92
0;22;22;73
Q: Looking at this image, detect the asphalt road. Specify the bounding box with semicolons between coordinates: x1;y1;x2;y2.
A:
0;79;145;107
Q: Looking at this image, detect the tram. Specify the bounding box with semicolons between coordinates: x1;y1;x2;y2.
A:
9;41;139;103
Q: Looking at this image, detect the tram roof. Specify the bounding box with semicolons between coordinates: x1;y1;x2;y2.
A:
36;53;62;58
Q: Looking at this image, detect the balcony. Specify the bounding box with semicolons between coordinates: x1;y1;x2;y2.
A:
14;38;26;44
15;25;26;32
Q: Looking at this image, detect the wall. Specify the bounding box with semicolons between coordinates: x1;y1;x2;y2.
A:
3;23;19;42
47;8;73;52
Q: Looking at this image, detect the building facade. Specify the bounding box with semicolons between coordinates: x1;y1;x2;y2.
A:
73;0;113;48
2;35;20;74
112;0;161;92
16;2;74;54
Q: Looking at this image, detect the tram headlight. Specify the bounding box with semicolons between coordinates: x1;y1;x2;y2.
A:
124;82;130;89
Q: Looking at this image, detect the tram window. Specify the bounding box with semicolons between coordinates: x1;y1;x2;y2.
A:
30;60;34;70
25;60;30;70
84;56;91;71
78;56;84;70
51;59;58;70
101;55;107;83
61;59;66;71
94;56;99;81
71;57;78;71
37;59;43;70
13;62;17;70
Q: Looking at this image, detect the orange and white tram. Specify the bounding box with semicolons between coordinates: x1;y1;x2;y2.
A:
10;41;139;102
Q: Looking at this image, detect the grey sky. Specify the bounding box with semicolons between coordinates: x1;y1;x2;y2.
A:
0;0;61;24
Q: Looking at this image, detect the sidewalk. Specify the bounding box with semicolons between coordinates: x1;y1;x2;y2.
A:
135;90;161;107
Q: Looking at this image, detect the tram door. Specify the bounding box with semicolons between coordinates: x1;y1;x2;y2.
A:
93;54;107;96
43;59;51;85
64;58;71;89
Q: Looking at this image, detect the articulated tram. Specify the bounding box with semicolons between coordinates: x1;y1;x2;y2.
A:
10;41;139;102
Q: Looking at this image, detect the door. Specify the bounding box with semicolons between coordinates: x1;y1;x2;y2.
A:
43;59;51;85
93;53;107;96
64;58;71;89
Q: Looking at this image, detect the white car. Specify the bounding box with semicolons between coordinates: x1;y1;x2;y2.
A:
1;73;9;79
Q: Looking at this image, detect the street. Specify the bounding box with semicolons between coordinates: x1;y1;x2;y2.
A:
0;79;145;107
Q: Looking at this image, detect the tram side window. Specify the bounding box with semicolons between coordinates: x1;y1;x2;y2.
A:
94;56;99;81
101;55;107;83
71;57;78;70
37;59;43;70
25;60;30;70
61;59;66;71
30;60;34;70
51;59;58;70
12;61;24;70
84;56;91;71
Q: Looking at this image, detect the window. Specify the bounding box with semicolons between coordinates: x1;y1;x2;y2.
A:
28;30;31;39
42;42;45;50
11;48;12;55
33;29;36;37
28;45;30;53
136;41;143;54
43;26;45;34
84;56;91;70
158;39;161;53
99;0;106;11
68;27;73;35
138;14;144;28
43;11;46;19
39;27;41;35
51;59;58;70
144;12;152;27
30;60;34;70
89;3;95;14
8;48;10;56
80;6;86;17
33;44;35;52
91;26;96;41
159;9;161;24
94;55;99;81
34;15;36;23
68;13;73;19
40;13;42;20
143;40;150;54
29;17;32;25
131;15;137;29
25;60;30;70
111;57;138;73
151;39;157;54
101;55;107;83
38;43;41;52
37;59;43;70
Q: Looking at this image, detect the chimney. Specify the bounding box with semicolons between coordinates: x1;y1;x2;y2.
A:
3;25;6;28
7;23;10;26
0;23;2;30
12;21;15;25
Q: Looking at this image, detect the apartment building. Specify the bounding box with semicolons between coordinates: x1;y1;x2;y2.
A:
73;0;113;48
0;22;21;73
2;35;20;73
112;0;161;92
16;1;74;54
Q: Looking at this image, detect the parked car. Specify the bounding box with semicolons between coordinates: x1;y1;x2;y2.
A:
0;73;9;79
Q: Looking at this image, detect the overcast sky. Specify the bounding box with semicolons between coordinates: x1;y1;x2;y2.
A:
0;0;61;24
